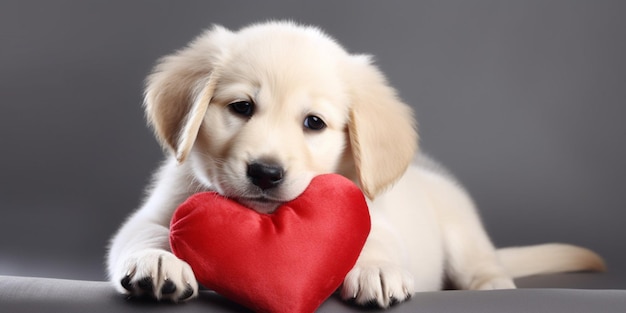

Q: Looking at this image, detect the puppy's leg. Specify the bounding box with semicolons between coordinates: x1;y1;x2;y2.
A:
107;158;201;301
341;213;415;308
432;177;515;290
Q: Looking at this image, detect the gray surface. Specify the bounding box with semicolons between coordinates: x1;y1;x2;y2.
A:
0;0;624;292
2;275;626;313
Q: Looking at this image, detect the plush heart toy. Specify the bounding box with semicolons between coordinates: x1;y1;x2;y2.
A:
169;174;371;313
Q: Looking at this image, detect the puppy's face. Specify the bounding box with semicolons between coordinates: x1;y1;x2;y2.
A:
144;22;417;213
190;33;353;213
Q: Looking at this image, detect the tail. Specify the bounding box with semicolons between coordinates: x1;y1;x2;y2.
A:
497;243;606;278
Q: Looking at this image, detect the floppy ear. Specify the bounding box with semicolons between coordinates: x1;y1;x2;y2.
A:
143;26;232;163
346;56;418;199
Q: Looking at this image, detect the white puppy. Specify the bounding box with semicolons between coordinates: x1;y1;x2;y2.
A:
107;21;605;307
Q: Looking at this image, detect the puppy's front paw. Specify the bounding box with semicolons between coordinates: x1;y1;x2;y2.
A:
341;262;415;308
114;249;198;302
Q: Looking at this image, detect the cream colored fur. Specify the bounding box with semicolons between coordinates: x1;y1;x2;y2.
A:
107;21;605;307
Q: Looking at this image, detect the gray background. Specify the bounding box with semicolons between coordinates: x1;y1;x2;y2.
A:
1;0;624;284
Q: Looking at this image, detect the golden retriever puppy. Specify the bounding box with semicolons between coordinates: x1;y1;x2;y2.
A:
107;21;605;307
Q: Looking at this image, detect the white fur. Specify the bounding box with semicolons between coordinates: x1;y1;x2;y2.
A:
107;21;605;307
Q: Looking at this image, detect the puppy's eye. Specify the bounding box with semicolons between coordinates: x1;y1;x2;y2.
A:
303;115;326;131
228;101;254;117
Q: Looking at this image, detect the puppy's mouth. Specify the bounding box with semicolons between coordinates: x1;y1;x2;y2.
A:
236;196;285;214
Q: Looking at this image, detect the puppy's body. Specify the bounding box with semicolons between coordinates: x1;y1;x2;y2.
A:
107;21;605;307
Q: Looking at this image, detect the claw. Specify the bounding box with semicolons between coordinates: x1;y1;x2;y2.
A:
121;275;133;292
179;283;194;301
161;279;177;295
137;277;154;292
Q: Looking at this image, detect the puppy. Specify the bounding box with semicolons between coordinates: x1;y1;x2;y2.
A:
107;21;605;307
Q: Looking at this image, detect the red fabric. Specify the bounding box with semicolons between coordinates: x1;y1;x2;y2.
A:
170;174;371;313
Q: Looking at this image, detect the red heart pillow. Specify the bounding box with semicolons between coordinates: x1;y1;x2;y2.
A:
169;174;371;313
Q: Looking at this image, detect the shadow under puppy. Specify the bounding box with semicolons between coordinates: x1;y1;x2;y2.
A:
107;21;606;308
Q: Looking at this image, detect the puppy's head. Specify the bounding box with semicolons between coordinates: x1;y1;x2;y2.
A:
144;22;417;213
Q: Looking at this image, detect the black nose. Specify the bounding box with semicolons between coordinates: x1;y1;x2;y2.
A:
247;161;284;190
